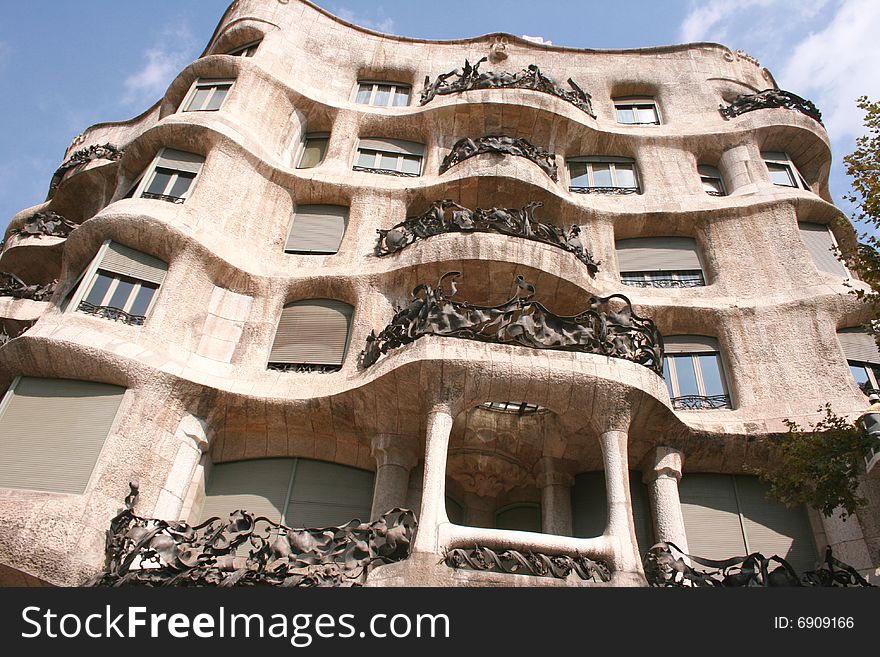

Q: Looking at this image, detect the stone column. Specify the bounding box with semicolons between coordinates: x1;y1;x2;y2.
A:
643;446;689;554
370;435;418;520
536;457;574;536
599;428;642;573
153;414;210;520
413;403;454;554
462;492;495;528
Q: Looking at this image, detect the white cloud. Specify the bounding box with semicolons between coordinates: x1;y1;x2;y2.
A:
332;6;394;34
121;24;199;107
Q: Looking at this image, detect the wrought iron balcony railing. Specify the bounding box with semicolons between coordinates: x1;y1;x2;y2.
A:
670;394;731;410
78;302;146;326
569;186;639;195
141;192;186;204
352;165;420;178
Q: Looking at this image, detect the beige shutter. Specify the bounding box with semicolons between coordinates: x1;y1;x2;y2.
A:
679;474;748;559
285;205;348;254
268;299;353;366
199;459;293;524
663;335;720;354
0;377;124;494
358;137;425;156
735;476;817;572
99;242;168;285
284;459;374;528
798;223;848;277
495;504;542;533
837;328;880;364
616;237;702;272
156;148;204;174
571;472;607;538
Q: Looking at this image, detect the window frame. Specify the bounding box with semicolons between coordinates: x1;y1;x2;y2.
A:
698;164;726;196
663;337;732;410
761;151;811;190
179;78;234;113
266;298;354;372
616;236;706;288
848;361;880;396
613;96;661;125
353;80;412;108
353;138;424;177
567;156;640;194
226;40;261;57
284;204;349;255
127;148;204;204
296;132;330;170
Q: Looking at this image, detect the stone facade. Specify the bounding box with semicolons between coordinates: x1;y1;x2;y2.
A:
0;0;878;586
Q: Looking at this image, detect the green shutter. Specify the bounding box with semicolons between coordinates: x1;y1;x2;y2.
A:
199;459;292;524
663;335;720;354
616;237;702;273
100;242;168;285
156;148;204;174
285;205;348;254
679;474;748;559
285;460;374;528
268;299;353;366
0;377;124;494
837;328;880;364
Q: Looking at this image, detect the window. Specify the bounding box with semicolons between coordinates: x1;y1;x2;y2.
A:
663;336;731;410
698;165;726;196
127;148;204;204
479;401;547;414
838;328;880;396
568;157;639;194
227;40;260;57
614;97;660;125
285;205;348;254
297;133;329;169
679;474;817;572
199;458;374;528
798;222;848;277
0;376;124;494
180;78;233;112
72;241;167;326
494;503;541;533
268;299;353;372
616;237;705;288
762;151;811;190
354;138;424;177
355;81;411;108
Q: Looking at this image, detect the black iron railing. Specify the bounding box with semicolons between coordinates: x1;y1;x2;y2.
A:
78;302;146;326
141;192;186;204
671;394;731;410
569;186;639;195
352;166;420;178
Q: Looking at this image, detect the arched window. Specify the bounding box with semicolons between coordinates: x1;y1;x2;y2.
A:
126;148;205;204
663;336;732;410
267;299;353;372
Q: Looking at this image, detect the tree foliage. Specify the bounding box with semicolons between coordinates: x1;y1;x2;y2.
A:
757;404;872;518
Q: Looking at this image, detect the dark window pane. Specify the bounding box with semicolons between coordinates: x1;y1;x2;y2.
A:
128;284;158;317
84;272;114;306
145;169;173;196
298;138;327;169
108;279;135;310
168;171;196;199
767;163;796;187
185;87;211;111
205;85;230;111
569;162;589;187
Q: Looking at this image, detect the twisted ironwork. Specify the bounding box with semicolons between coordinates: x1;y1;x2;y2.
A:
90;484;417;587
375;200;599;275
622;278;704;289
267;363;341;374
439;136;558;181
361;272;663;374
569;186;639;195
0;321;35;346
420;57;595;117
670;394;731;410
78;302;146;326
0;272;56;301
644;542;871;587
719;89;822;124
352;165;420;178
18;211;77;239
141;192;186;204
49;143;124;195
445;546;611;582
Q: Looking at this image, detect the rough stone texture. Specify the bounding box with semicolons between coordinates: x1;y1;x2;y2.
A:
0;0;876;586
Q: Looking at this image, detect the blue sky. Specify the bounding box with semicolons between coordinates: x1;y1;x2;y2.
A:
1;0;878;236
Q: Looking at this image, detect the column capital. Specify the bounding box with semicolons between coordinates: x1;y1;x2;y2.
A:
534;457;575;488
371;434;419;470
642;446;684;484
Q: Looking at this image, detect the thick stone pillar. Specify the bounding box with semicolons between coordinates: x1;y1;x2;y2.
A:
536;457;574;536
413;403;454;553
599;429;642;573
153;414;210;520
370;435;418;520
643;446;689;554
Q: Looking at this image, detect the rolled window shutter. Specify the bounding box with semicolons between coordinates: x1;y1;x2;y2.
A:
268;299;353;366
735;476;817;572
837;328;880;364
495;504;541;533
616;237;702;272
285;205;348;254
199;459;292;524
284;460;374;528
0;377;124;494
679;474;748;559
663;335;719;354
357;137;425;156
99;242;168;285
155;148;204;174
571;472;607;538
798;223;848;277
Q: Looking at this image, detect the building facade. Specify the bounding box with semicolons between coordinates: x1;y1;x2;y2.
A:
0;0;878;586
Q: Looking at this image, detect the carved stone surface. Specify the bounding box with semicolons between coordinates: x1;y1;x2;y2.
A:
448;451;533;497
439;135;558;181
375;200;599;274
361;272;664;373
90;485;417;587
420;57;595;117
18;211;77;239
49;143;124;194
445;546;611;582
644;542;872;587
0;272;56;301
719;88;822;124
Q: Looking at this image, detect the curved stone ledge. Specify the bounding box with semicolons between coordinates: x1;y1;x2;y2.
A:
0;235;66;285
